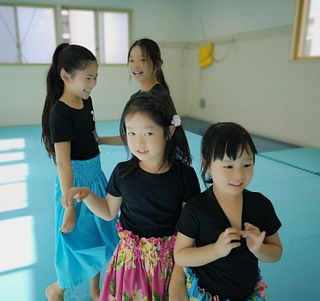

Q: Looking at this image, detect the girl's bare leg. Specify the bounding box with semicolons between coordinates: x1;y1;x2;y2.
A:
46;282;64;301
90;273;100;301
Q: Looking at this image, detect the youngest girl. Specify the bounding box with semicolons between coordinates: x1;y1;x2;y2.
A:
174;122;283;301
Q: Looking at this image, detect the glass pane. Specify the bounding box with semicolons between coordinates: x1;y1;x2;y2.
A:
0;5;19;63
303;0;320;56
62;9;96;56
99;12;129;64
17;7;56;63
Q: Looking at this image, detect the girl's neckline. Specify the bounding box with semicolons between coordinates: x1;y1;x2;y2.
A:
58;99;85;110
209;187;245;230
140;81;160;92
138;162;172;175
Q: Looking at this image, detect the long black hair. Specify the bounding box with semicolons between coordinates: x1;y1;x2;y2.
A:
201;122;257;185
41;43;97;161
128;38;170;94
119;90;192;176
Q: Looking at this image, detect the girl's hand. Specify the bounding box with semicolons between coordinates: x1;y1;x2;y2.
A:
62;187;91;208
169;266;188;301
240;222;266;253
60;206;76;233
169;283;188;301
215;227;241;258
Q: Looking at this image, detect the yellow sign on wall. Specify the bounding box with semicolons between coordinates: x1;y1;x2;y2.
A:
199;42;214;68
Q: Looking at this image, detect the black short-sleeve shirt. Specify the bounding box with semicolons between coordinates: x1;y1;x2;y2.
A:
49;98;99;160
176;187;282;300
107;160;201;238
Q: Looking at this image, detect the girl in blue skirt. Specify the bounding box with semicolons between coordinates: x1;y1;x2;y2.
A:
41;43;119;301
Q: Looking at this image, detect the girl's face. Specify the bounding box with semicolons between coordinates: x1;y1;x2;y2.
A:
209;149;254;197
128;46;156;86
125;112;167;167
64;61;98;100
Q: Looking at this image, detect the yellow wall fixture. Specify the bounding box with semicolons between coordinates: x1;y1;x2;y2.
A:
199;42;214;68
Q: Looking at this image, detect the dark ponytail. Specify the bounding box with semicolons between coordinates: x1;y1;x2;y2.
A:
156;69;170;95
41;43;68;160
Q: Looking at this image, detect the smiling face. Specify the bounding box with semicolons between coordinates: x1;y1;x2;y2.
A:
63;60;98;101
125;111;167;170
128;46;157;89
209;149;254;197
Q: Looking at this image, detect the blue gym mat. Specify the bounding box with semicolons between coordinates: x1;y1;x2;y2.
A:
259;147;320;176
0;122;319;300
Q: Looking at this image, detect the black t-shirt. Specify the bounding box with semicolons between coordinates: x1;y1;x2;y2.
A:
49;98;99;160
107;160;201;238
176;187;282;301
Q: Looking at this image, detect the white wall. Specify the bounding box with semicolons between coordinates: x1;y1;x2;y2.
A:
185;0;320;148
189;0;295;38
1;0;320;148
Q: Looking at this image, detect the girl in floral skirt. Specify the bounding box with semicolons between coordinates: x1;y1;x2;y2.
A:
63;90;201;300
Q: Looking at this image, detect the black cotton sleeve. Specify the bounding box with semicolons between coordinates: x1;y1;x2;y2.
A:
176;198;200;239
262;196;282;236
106;164;121;197
182;166;201;202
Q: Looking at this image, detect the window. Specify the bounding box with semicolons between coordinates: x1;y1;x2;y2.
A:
0;5;56;64
61;9;96;56
61;8;129;64
292;0;320;60
99;11;129;64
0;5;130;64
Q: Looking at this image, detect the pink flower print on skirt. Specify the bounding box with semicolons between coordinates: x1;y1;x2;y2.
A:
99;222;176;301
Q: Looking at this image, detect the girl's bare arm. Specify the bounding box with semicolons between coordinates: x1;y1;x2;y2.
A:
63;187;121;221
55;141;75;233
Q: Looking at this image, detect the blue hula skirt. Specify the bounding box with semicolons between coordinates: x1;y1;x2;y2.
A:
54;154;119;288
185;267;267;301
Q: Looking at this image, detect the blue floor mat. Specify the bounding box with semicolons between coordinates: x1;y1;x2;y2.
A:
1;122;320;300
259;147;320;175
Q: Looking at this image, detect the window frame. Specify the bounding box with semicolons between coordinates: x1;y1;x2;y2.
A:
292;0;320;61
60;5;131;66
0;3;131;66
0;3;57;65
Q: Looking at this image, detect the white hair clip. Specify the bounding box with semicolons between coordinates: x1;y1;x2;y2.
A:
171;115;181;127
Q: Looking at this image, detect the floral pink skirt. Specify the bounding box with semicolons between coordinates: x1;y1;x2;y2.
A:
99;222;176;301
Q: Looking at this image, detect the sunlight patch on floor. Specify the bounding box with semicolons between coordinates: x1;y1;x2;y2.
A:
0;181;28;213
0;151;25;163
0;138;25;151
0;268;34;301
0;163;29;184
0;216;37;272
